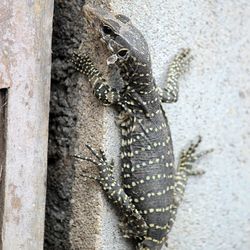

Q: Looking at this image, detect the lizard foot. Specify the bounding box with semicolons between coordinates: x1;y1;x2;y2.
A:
74;144;114;177
178;136;213;175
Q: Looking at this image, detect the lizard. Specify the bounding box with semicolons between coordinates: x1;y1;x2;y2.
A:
71;4;212;250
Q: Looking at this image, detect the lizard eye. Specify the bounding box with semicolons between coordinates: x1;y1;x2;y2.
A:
117;49;129;58
102;25;114;35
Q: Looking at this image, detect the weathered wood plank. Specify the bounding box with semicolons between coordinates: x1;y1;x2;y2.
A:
0;1;54;249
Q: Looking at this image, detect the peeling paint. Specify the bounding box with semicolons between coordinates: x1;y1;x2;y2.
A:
0;5;12;24
0;49;12;89
34;2;42;16
0;3;13;89
11;195;21;211
9;184;21;211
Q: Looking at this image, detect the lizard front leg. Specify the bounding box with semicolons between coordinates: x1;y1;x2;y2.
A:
75;145;148;240
70;52;121;105
158;48;192;103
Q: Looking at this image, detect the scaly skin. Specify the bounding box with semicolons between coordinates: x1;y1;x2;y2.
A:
71;5;211;249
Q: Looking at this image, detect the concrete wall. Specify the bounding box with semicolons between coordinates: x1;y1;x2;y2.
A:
104;1;250;249
46;1;250;250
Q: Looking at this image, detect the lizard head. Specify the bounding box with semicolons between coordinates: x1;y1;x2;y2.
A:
83;5;151;66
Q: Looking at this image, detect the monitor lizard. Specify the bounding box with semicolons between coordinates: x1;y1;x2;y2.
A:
71;4;212;250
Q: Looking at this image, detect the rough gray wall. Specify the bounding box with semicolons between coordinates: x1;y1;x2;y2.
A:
44;1;88;248
46;0;250;250
45;0;109;249
102;1;250;250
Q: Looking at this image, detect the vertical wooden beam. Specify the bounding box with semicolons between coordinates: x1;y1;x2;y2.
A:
0;1;54;249
0;89;7;248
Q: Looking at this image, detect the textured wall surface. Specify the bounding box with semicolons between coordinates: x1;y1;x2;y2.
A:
101;1;250;250
45;0;108;249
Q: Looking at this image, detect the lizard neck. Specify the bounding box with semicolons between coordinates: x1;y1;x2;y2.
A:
116;56;162;118
118;55;154;93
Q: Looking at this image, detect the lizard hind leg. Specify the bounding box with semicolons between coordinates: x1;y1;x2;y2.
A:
74;144;113;181
74;144;114;184
159;48;192;103
174;136;213;205
164;137;213;236
75;144;148;239
178;136;213;175
119;216;147;240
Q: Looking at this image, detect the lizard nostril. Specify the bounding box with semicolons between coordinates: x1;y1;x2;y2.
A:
117;49;129;58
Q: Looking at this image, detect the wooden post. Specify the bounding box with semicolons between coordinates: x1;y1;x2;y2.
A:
0;1;54;249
